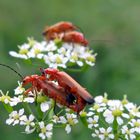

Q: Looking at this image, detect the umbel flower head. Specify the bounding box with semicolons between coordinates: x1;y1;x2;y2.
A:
9;37;96;69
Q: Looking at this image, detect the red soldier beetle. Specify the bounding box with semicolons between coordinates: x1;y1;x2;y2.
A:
42;21;77;41
62;31;88;46
42;68;94;105
42;21;88;46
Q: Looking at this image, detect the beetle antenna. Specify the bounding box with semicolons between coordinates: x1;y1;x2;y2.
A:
0;64;24;79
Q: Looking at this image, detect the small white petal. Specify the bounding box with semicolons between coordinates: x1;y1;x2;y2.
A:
39;121;45;128
40;102;50;112
122;113;130;119
19;108;24;116
99;128;105;133
107;127;112;133
39;133;45;140
29;114;35;121
65;124;71;134
46;132;52;138
117;117;123;125
46;124;53;131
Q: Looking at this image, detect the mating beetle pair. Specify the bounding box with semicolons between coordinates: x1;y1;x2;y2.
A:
42;21;88;46
22;68;94;113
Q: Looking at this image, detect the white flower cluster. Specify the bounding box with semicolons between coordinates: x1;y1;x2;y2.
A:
85;93;140;140
9;38;96;68
1;81;140;140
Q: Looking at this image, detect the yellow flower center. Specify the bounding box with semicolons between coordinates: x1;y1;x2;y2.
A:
112;109;122;117
102;98;108;104
93;104;100;110
86;56;95;62
132;107;139;113
68;118;74;126
72;53;78;61
34;48;41;55
126;130;130;135
104;131;109;137
26;120;31;126
134;121;140;127
41;127;47;133
56;56;62;64
19;49;28;55
14;114;19;120
92;120;97;124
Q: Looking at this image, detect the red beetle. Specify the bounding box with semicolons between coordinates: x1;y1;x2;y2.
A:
43;21;77;40
62;31;88;46
22;68;94;113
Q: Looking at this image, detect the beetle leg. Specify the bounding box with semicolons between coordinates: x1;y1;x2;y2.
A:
24;87;33;95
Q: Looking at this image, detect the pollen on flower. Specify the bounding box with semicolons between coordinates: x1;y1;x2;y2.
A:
112;109;123;117
34;48;41;55
93;104;100;110
67;118;75;126
19;49;28;55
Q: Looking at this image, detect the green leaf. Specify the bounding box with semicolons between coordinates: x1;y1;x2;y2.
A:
37;103;43;120
80;116;88;127
3;103;13;113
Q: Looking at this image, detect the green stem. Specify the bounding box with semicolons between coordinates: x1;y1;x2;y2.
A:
22;102;38;121
113;117;119;140
98;113;108;127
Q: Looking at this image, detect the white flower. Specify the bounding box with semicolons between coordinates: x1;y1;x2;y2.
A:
121;125;136;140
6;108;25;126
65;124;71;134
44;52;68;68
125;103;140;118
0;90;11;104
40;101;50;112
23;97;35;103
9;38;96;68
58;113;78;134
89;103;106;113
46;41;57;51
9;96;22;106
27;41;46;59
129;119;140;133
70;52;83;67
20;114;35;134
79;110;94;117
38;122;53;139
103;100;129;125
92;127;114;140
14;81;25;95
103;108;129;125
99;127;114;140
9;51;28;59
95;93;108;105
87;115;99;129
18;43;30;50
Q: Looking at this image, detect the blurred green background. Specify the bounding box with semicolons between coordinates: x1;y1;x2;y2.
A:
0;0;140;139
